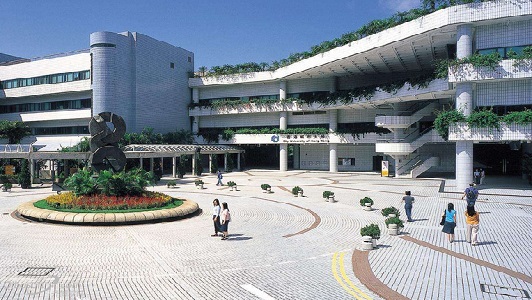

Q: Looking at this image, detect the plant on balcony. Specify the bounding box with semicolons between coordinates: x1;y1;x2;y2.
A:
466;108;500;130
508;46;532;68
502;109;532;125
434;108;466;141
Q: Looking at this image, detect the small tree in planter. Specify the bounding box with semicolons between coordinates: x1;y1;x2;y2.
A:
360;197;374;211
385;216;404;236
322;191;335;202
167;180;177;188
18;159;31;189
360;224;381;248
381;207;400;217
194;179;204;189
292;186;303;197
1;182;12;192
261;184;272;193
227;181;237;191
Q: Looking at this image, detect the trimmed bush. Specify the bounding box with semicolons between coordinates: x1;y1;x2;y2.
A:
385;216;404;228
381;207;401;217
322;191;334;198
292;186;303;195
360;224;381;239
360;197;374;206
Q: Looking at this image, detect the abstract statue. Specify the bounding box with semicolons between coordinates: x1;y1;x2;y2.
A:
89;112;127;172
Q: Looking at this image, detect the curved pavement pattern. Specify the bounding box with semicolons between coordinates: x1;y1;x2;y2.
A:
0;171;530;299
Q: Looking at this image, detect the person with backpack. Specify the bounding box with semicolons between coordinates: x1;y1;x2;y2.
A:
220;202;231;240
461;183;478;208
216;170;224;186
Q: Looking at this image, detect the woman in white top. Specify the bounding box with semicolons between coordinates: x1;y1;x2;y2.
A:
220;202;231;240
211;199;221;237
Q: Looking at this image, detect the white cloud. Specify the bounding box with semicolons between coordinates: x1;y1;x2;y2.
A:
378;0;420;12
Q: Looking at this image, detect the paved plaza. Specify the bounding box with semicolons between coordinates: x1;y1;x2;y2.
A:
0;170;531;299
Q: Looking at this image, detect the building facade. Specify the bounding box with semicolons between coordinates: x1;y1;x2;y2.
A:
188;1;532;189
0;31;193;150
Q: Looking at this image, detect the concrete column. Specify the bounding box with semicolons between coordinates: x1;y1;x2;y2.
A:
329;109;338;133
293;145;300;169
279;144;288;171
279;81;287;100
280;112;288;130
192;88;199;103
139;158;143;169
30;159;34;185
160;158;164;175
456;82;473;115
224;154;228;172
457;24;473;59
329;76;337;93
455;23;474;190
192;116;200;134
209;155;213;173
456;141;473;190
150;158;154;172
237;153;241;171
192;155;196;175
329;144;338;173
172;156;176;178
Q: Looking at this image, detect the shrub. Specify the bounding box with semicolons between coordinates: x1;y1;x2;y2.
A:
467;108;500;130
434;109;466;141
64;169;99;196
2;182;12;191
194;179;204;186
360;224;381;239
94;168;155;197
360;197;374;206
261;184;271;190
502;109;532;125
226;181;236;187
18;159;31;189
381;207;400;217
292;186;303;195
167;180;177;188
322;191;334;198
385;216;404;228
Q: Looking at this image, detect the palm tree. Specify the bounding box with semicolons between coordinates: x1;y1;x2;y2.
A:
197;66;207;77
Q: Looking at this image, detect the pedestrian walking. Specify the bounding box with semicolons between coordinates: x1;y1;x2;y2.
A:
211;199;221;237
216;170;223;186
220;202;231;240
442;203;457;243
461;183;479;208
480;169;485;185
465;205;480;246
473;169;481;184
402;191;415;222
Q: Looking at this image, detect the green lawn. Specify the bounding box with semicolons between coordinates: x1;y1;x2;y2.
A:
33;199;184;213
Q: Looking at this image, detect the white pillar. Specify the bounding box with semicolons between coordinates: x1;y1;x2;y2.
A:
329;109;338;133
192;155;196;175
456;82;473;115
280;112;288;130
224;154;228;172
457;24;473;59
140;158;143;169
192;116;199;134
237;153;241;171
279;144;288;171
30;159;34;186
172;156;176;178
456;141;473;190
329;144;338;172
293;145;300;169
192;88;199;103
209;155;213;173
279;81;287;100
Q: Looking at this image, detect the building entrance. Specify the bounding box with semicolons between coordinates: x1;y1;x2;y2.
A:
241;145;279;169
474;143;522;175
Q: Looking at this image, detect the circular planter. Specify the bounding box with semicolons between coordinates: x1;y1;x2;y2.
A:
297;191;303;197
388;223;398;236
266;187;272;193
388;213;396;218
328;196;336;203
230;186;237;191
363;203;372;211
16;199;199;225
196;184;203;189
372;238;378;248
361;236;373;251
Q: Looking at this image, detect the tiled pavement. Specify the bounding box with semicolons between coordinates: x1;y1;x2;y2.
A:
0;171;530;299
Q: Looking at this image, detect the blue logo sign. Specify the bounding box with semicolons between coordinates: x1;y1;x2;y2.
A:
271;135;279;142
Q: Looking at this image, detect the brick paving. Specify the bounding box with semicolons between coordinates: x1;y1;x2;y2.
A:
0;171;530;299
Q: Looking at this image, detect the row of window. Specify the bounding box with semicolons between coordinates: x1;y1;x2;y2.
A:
0;99;91;114
32;126;89;136
477;45;531;58
0;70;90;90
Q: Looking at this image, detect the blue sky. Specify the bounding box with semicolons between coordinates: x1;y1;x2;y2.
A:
1;0;420;70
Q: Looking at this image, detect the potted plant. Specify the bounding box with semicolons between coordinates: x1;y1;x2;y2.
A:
360;197;374;211
360;224;380;248
227;181;237;191
292;186;303;197
1;182;12;192
385;216;404;236
167;180;177;188
322;191;335;202
381;207;400;218
261;183;272;193
194;179;204;189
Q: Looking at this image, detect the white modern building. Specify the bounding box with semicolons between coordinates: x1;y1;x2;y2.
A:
1;1;532;189
0;31;194;150
189;1;532;189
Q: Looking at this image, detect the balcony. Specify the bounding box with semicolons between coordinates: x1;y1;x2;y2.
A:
195;132;392;145
448;123;532;141
448;59;532;83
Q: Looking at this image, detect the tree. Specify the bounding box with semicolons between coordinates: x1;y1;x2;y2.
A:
0;120;31;144
18;159;31;189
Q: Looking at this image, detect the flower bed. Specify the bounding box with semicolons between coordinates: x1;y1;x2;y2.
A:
35;191;182;213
